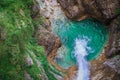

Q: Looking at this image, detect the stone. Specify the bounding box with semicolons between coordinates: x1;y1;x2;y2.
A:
91;54;120;80
57;0;87;20
36;25;60;55
106;18;120;57
24;71;33;80
57;0;120;21
30;0;40;19
104;55;120;74
90;54;112;80
36;0;120;80
26;55;34;66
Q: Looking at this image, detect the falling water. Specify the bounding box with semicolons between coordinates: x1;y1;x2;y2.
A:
38;0;108;80
74;38;90;80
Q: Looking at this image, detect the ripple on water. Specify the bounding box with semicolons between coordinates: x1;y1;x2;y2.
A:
54;18;108;68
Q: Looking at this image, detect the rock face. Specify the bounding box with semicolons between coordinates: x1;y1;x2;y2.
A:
104;55;120;74
57;0;120;21
36;25;60;55
106;19;120;57
57;0;120;57
90;19;120;79
57;0;87;20
30;0;60;55
36;0;120;80
91;54;120;80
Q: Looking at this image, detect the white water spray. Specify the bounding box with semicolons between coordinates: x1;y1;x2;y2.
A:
74;38;90;80
38;0;90;79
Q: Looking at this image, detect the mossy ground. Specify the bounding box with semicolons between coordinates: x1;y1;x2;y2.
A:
0;0;60;80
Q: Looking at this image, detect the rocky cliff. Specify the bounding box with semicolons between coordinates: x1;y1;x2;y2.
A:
0;0;120;80
36;0;120;80
57;0;120;57
57;0;120;21
0;1;62;80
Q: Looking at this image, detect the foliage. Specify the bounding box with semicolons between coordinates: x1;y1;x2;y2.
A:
25;39;57;80
0;0;33;79
0;0;58;80
116;8;120;14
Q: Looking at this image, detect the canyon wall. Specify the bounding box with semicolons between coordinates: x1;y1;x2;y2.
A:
56;0;120;80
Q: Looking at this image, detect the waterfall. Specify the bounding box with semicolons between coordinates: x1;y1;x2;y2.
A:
38;0;108;80
74;38;90;80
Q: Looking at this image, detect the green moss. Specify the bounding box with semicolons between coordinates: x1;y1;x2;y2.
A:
0;1;59;80
0;0;33;79
26;39;59;80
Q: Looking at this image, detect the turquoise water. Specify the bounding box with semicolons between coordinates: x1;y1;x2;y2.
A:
54;18;108;68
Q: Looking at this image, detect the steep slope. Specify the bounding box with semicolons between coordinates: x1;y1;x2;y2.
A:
0;1;62;80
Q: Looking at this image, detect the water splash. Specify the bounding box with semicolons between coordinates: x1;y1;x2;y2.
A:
74;38;90;80
38;0;108;79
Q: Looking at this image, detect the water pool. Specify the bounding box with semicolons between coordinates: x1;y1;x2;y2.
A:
54;18;108;68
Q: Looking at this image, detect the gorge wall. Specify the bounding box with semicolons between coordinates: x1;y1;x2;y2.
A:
57;0;120;80
0;0;120;80
57;0;120;57
36;0;120;80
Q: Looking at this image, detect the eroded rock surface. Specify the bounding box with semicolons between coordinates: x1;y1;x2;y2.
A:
104;55;120;74
57;0;120;21
91;54;120;80
57;0;87;20
57;0;120;58
35;0;120;80
36;26;59;55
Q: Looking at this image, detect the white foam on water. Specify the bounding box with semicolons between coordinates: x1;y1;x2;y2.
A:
38;0;91;79
74;38;90;80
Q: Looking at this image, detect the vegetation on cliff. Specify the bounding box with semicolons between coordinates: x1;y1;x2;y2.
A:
0;0;59;80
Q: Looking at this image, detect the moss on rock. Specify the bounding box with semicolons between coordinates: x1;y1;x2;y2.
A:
0;0;60;80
